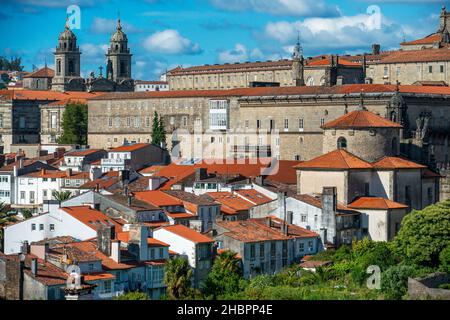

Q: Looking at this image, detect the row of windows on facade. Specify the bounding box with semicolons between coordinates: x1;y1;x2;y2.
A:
107;116;189;128
382;64;446;77
137;84;168;89
172;71;293;85
245;240;315;260
0;114;31;129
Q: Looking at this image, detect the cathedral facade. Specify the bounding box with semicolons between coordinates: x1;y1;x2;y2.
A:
51;19;134;93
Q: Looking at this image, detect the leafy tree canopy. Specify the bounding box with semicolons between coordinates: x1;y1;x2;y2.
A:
57;103;88;146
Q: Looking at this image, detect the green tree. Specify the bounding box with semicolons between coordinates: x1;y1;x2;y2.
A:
393;200;450;267
114;291;150;300
381;265;416;300
57;102;88;145
151;111;161;146
202;250;243;298
439;245;450;273
158;116;167;148
22;209;33;219
52;190;72;206
164;257;193;299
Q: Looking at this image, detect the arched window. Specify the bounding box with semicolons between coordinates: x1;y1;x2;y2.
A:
390;111;397;122
337;137;347;149
320;76;326;86
392;137;398;155
307;77;315;86
56;60;61;76
68;60;75;74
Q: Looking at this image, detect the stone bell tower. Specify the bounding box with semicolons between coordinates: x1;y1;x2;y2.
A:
106;17;133;89
437;6;450;44
292;34;305;86
51;18;84;92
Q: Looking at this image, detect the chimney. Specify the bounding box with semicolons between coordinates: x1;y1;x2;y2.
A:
266;217;272;228
30;243;49;261
372;44;380;55
321;187;337;245
95;183;100;193
19;158;24;169
41;168;46;176
195;168;207;181
336;76;344;86
110;240;121;263
21;241;29;255
127;193;133;207
129;224;149;261
31;258;38;276
96;225;115;256
287;211;293;225
66;168;72;177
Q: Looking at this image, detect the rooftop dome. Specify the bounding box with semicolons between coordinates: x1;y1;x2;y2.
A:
110;19;128;42
59;19;76;41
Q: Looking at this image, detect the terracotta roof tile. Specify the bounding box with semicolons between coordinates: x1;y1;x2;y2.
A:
23;67;54;78
322;110;402;129
348;197;408;210
62;206;123;233
134;190;184;207
400;33;442;45
0;89;102;101
158;224;214;243
109;143;151;152
292;194;356;212
66;149;103;157
234;189;273;205
379;47;450;64
372;156;427;169
295;149;373;170
206;191;254;212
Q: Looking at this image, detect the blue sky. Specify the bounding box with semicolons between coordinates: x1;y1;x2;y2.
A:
1;0;449;80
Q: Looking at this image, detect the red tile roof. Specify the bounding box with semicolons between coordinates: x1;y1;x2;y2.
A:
322;110;402;129
23;67;54;78
400;33;442;45
206;191;254;212
348;197;408;210
372;156;427;169
66;149;103;157
116;231;169;247
23;254;68;286
0;89;102;101
264;160;302;184
307;57;360;67
295;149;373;170
134;190;184;207
109;143;151;152
24;169;68;178
158;224;214;243
379;47;450;64
62;206;123;233
234;189;273;205
292;194;356;212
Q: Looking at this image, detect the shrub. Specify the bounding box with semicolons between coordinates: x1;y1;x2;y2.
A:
381;265;416;300
439;246;450;273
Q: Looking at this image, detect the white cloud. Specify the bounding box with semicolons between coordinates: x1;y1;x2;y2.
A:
218;44;248;63
209;0;339;17
143;30;202;55
11;0;109;7
260;10;428;54
80;43;108;65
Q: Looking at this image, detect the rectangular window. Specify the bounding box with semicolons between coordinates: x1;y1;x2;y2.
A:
145;117;150;127
0;114;3;128
260;243;265;258
39;224;44;231
108;117;113;127
299;118;304;130
250;244;255;260
284;119;289;130
320;118;325;126
440;65;445;73
301;214;307;223
256;119;261;129
50;112;58;129
299;242;304;252
134;116;140;128
20;191;25;200
31;224;36;231
429;66;433;73
384;66;388;77
50;224;55;231
126;117;131;127
245;120;249;129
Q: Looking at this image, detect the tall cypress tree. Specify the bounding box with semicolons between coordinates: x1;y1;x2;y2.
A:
151;111;161;146
158;116;167;148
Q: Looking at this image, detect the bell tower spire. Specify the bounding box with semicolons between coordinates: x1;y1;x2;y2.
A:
292;30;305;86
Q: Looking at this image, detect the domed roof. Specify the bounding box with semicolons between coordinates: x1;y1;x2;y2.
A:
110;19;128;42
59;19;76;40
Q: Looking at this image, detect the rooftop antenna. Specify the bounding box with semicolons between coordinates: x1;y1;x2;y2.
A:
44;57;47;69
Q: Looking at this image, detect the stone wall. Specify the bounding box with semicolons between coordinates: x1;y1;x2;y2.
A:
408;273;450;300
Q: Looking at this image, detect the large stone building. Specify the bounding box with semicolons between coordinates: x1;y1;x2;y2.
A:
166;39;364;91
51;18;134;92
86;83;450;198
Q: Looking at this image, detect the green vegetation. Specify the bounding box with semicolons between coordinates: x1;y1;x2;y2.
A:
164;257;194;299
52;190;72;206
57;102;88;145
151;111;166;147
114;291;150;300
0;56;24;72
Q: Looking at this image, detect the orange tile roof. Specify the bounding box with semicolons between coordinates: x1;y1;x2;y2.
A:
234;189;273;205
80;171;120;189
64;172;90;180
139;165;167;174
217;217;318;243
264;160;302;184
372;156;427;169
0;89;102;101
348;197;408;210
66;149;103;157
295;149;373;170
134;190;184;207
116;231;169;247
307;57;360;67
206;191;254;212
84;272;116;281
292;194;356;212
62;206;123;233
109;143;151;152
25;169;68;178
379;47;450;64
46;98;89;106
159;224;214;243
400;33;442;45
23;67;54;78
89;84;450;101
322;110;402;129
